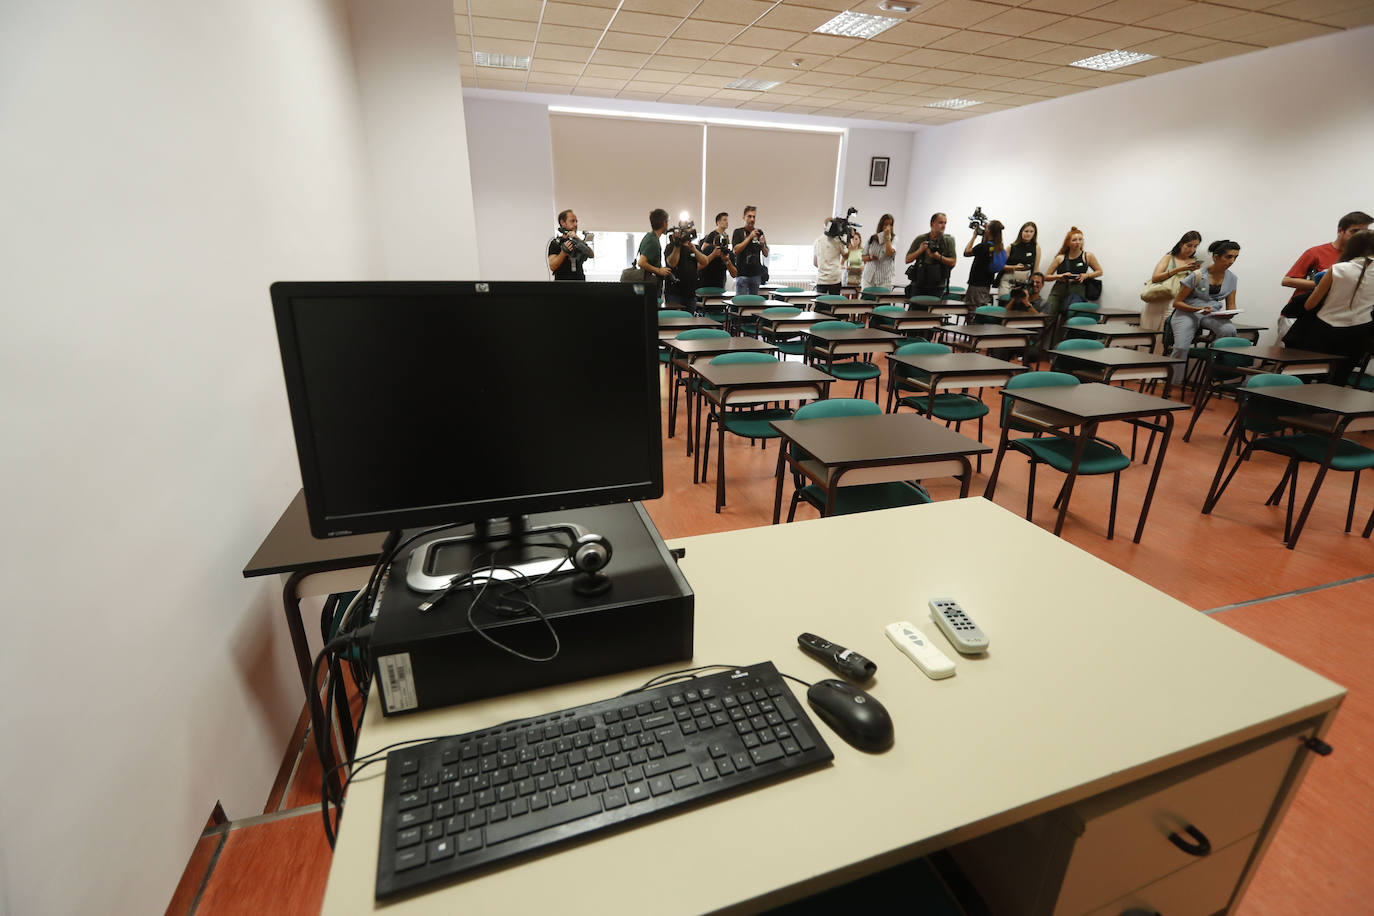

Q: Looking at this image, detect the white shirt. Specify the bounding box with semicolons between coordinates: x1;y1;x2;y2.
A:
814;235;846;285
1317;258;1374;327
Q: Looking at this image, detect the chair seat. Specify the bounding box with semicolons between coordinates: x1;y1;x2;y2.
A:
720;408;791;439
827;362;880;381
898;393;989;421
774;340;806;356
1253;434;1374;471
1011;436;1130;474
799;481;931;516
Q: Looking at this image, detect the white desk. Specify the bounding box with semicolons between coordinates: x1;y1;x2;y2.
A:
321;499;1341;915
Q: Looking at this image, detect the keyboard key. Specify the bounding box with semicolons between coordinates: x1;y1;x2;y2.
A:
671;770;700;790
423;822;443;841
626;782;651;803
394;847;425;872
569;781;588;799
398;791;426;812
399;776;418;794
434;800;454;819
794;724;816;752
428;837;455;861
775;697;799;723
750;744;784;765
644;712;671;729
399;757;419;775
508;797;528;817
698;762;718;781
397;806;432;828
643;754;692;778
549;787;569;805
529;792;549;811
602;788;627;809
731;752;752;771
456;832;483;855
781;739;801;756
657;729;686;755
487;804;508;823
396;827;421;848
486;795;602;845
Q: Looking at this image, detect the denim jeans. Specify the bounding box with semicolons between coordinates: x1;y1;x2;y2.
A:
735;275;762;296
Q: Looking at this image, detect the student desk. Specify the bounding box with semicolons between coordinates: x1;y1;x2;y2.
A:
658;316;722;340
939;324;1036;354
1073;322;1161;349
884;352;1025;416
1203;382;1374;549
770;289;818;302
813;298;876;321
768;413;990;522
689;360;833;512
1049;346;1184;397
866;307;945;335
754;309;827;340
984;383;1189;541
1067;304;1142;323
319;500;1343;916
1183;344;1341;442
971;307;1050;330
663;338;777;447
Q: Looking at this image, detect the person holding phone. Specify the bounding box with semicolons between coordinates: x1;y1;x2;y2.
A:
1299;229;1374;381
998;221;1040;298
1042;227;1103;346
1168;239;1242;383
862;213;898;289
1145;231;1203;333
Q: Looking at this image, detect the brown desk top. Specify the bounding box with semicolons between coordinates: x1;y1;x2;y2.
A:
941;325;1035;339
243;489;387;578
770;412;992;465
692;360;834;387
870;308;943;320
1003;382;1188;422
886;352;1027;375
1068;305;1141;317
1246;382;1374;416
758;310;825;324
975;308;1049;323
1079;323;1161;338
659;317;720;329
1237;345;1339;364
1050;347;1183;367
806;327;905;343
665;337;775;356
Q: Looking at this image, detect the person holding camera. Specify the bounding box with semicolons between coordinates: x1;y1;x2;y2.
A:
636;208;673;287
698;211;737;292
548;209;593;281
904;212;957;297
731;206;768;296
998;222;1041;299
963;219;1005;308
664;219;709;308
1028;272;1046;310
814;219;848;295
861;214;898;290
1042;227;1103;346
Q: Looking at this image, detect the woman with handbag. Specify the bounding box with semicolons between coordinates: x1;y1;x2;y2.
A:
1168;240;1242;383
1042;227;1104;347
1142;231;1202;336
1299;229;1374;383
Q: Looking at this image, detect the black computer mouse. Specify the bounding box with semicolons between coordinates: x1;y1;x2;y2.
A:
806;679;893;753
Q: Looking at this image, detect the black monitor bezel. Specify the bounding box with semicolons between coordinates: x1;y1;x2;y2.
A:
271;280;663;539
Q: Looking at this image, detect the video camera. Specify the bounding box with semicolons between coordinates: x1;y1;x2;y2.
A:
825;207;861;240
555;228;594;259
968;206;989;234
666;219;697;248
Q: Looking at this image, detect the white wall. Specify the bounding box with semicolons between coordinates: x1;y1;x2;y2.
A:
904;26;1374;340
0;1;380;913
347;0;480;278
465;97;557;280
838;128;917;250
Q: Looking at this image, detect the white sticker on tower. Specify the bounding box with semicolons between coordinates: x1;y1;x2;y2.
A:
378;653;419;713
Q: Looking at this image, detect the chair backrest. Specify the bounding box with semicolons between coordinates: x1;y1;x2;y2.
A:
1066;315;1098;327
794;398;882;421
710;351;777;365
974;305;1003;315
1002;371;1079;424
775;286;803;293
946;285;966;294
896;341;950;356
694;287;726;297
760;306;801;318
909;295;942;307
1070;301;1100;311
998;293;1011;303
675;328;729;341
861;286;890;296
1213;336;1251;349
731;294;767;306
873;304;906;316
1212;336;1253;368
815;295;850;306
810;320;859;332
657;309;693;319
1055;338;1105;351
1244;373;1301;389
1241;373;1302;432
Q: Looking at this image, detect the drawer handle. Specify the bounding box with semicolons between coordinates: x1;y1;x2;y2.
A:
1167;824;1212;857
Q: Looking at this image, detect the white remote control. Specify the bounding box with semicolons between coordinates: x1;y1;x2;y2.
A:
929;598;989;656
884;621;956;679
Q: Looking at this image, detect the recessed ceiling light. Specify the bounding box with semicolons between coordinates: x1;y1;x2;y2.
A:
724;78;781;91
926;98;981;110
877;1;917;11
1070;49;1156;71
474;52;530;70
814;11;902;40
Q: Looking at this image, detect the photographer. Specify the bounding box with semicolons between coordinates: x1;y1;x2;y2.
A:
664;219;709;308
637;208;673;286
698;211;737;291
904;212;957;297
547;209;593;281
731;206;768;296
814;218;847;295
962;218;1005;307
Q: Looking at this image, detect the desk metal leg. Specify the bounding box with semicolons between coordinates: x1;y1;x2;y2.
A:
283;572;346;802
983;409;1014;500
1053;423;1094;537
1286;433;1342;550
772;444;787;525
1133;413;1174;543
1202;405;1249;514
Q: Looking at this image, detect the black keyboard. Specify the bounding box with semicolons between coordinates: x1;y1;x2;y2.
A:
375;662;833;898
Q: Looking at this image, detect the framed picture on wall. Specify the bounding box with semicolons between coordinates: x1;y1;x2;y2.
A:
869;157;889;187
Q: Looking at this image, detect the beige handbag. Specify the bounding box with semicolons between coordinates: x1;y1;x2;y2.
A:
1140;257;1182;303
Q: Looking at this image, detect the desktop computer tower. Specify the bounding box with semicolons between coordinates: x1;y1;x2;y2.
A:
369;502;693;715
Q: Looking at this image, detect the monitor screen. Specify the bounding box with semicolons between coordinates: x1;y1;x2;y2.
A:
271;281;663;538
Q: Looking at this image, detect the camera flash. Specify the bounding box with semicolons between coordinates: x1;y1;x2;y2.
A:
679;211;690;222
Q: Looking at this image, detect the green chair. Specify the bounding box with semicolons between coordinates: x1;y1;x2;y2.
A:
667;327;729;439
1050;338;1106;379
1067;301;1103;322
998;370;1079;436
814;294;851;317
998;292;1012;304
656;310;695;362
998;372;1131;539
871;304;915;338
860;286;890;302
889;340;992;468
774;286;804;293
806;319;882;402
1206;374;1374;545
908;295;942;308
1064;314;1099;340
699;351;792;514
946;285;966;298
1183;337;1254;442
730;294;768;335
973;304;1005;325
784;398;932;522
759;306;805;357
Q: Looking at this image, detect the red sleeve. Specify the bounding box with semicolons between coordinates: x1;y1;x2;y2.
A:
1286;249;1315;280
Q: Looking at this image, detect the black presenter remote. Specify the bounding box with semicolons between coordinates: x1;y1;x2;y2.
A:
798;633;877;682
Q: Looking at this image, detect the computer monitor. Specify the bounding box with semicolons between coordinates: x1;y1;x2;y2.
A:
270;281;663;567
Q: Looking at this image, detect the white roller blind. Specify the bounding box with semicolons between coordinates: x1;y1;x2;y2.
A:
549;114;704;231
704;126;841;246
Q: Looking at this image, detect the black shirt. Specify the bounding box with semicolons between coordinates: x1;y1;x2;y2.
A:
666;241;700;298
731;227;765;277
1007;240;1036;271
1058;252;1088;280
698;230;729;290
968;242;995;285
548;236;585;281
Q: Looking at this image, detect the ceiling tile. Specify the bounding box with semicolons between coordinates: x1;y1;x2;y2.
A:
637;68;687;83
1030;43;1106;63
695;59;754;77
472;37;535;56
609;10;681;36
694;0;777;24
538;42;594;62
735;26;806;50
747;66;800;81
1086;0;1192;25
927;30;1013;52
540;2;616;29
590;48;650;68
974;7;1069;36
1020;0;1110;13
621;0;697;13
1115;55;1192;76
756;4;836;31
1135;2;1247;31
843;40;915;62
1245;21;1344;44
710;88;760;104
788;70;839;86
785;0;860;10
556;0;621;7
817;57;873;75
669;83;718;96
715;44;779;64
1078;25;1171;48
1127;31;1218;56
674;19;746;43
539;24;607;46
1223;11;1300;36
525;82;573;94
530;59;585;75
948;71;1008;89
787;33;865;54
597;31;662;52
1313;6;1374;27
1063;69;1140;86
914;0;1010;29
583;63;639;80
1171;39;1262;62
978;58;1059;78
648;54;703;72
467;0;543;20
891;46;967;68
616;90;666;101
1023;17;1119;42
878;21;961;46
1266;0;1371;17
660;37;724;58
980;36;1066;60
575;75;625;89
472;17;538;41
456;32;471;51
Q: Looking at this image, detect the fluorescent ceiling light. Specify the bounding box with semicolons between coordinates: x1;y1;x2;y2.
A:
724;78;781;91
926;98;981;110
474;52;530;70
547;106;845;133
814;11;902;40
1070;49;1156;71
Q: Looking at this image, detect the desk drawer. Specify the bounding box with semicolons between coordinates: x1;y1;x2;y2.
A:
1083;833;1258;916
1053;727;1310;915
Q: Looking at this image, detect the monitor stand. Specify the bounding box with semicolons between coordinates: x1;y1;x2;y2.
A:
403;516;606;597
